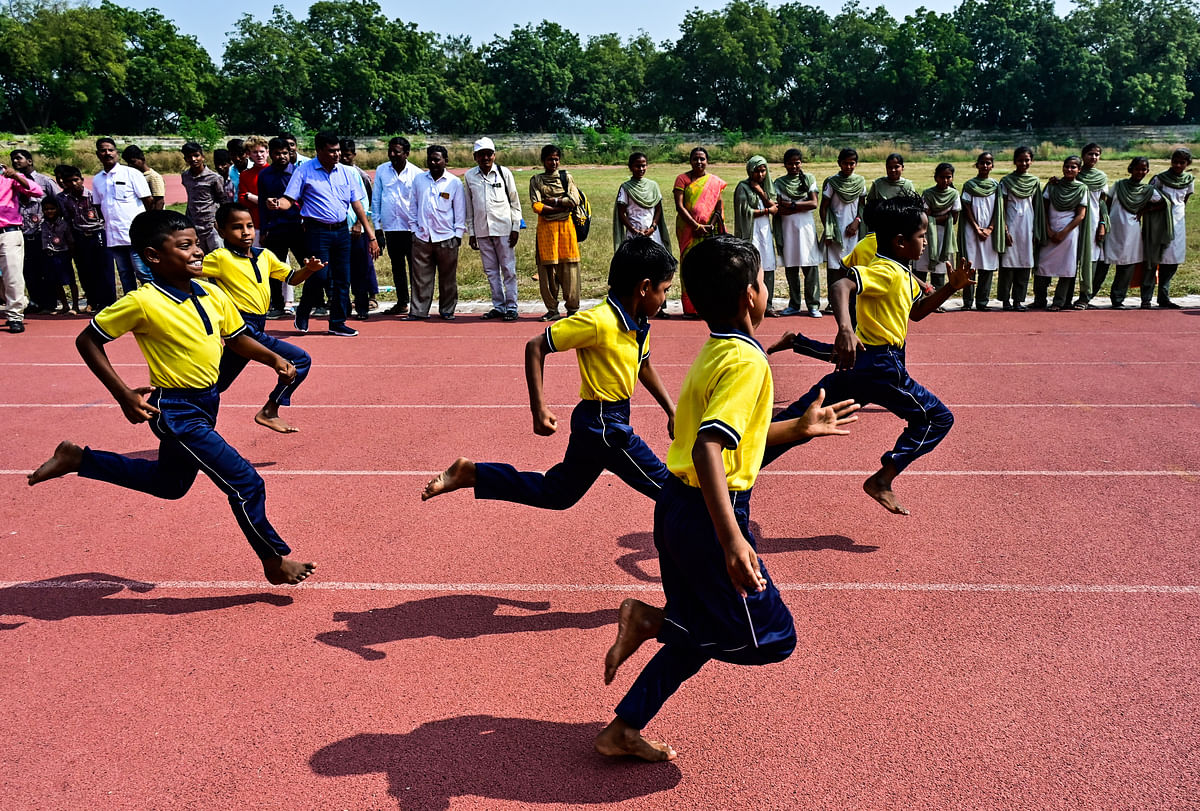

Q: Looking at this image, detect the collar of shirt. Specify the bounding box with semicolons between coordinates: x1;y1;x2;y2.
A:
151;278;208;303
606;294;649;340
708;327;766;356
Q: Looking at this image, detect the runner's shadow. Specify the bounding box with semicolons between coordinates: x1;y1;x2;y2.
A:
0;573;291;629
310;716;681;810
316;595;618;660
615;527;878;582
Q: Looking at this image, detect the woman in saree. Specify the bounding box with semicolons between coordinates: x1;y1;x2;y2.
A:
673;147;727;316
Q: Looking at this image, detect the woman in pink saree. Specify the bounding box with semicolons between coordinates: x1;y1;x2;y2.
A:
673;147;727;316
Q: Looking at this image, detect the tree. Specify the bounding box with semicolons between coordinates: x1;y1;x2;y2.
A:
0;0;126;132
485;22;584;131
571;33;660;130
822;2;893;130
772;3;834;130
880;10;973;129
428;36;500;134
954;0;1044;127
220;6;315;133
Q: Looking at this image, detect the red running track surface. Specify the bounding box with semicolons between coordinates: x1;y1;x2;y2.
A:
2;307;1199;809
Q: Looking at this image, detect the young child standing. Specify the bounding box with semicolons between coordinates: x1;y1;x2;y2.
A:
55;164;115;311
1145;148;1194;308
958;152;1000;310
593;234;859;761
764;194;974;515
615;152;672;318
773;148;822;317
1035;156;1089;311
40;196;79;314
918;162;960;308
421;237;677;508
180;143;226;253
1106;157;1162;308
1075;143;1110;308
997;146;1044;311
203;203;325;432
27;210;315;586
733;155;780;316
820;149;867;308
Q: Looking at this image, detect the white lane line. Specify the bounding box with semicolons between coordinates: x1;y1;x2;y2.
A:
1;579;1197;594
4;360;1199;369
1;402;1196;409
19;330;1200;339
4;469;1198;477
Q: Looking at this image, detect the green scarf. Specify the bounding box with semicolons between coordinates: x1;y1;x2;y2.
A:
1111;178;1155;214
773;172;816;254
999;171;1047;250
612;177;671;251
822;172;865;247
734;156;773;243
1045;179;1091;275
1155;169;1195;190
1143;183;1176;267
1077;167;1111;229
958;176;1003;255
922;185;959;266
868;177;916;201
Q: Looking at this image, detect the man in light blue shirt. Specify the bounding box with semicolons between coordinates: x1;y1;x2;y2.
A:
409;145;465;321
274;131;377;337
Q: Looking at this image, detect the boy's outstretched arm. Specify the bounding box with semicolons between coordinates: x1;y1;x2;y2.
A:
76;328;159;424
226;333;296;385
766;388;859;447
525;333;557;435
693;432;765;597
912;256;975;321
637;356;676;439
829;276;862;371
288;256;327;286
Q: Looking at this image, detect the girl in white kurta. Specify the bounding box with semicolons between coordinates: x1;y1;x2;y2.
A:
1035;156;1088;311
774;148;821;315
998;146;1043;311
819;148;867;309
1106;157;1162;308
918;163;960;312
959;152;1000;309
1075;143;1110;308
1144;148;1194;308
733;155;780;314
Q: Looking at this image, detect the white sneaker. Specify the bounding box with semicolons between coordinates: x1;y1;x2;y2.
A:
808;307;823;318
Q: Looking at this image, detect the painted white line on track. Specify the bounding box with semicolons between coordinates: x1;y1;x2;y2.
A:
1;402;1196;409
1;579;1198;594
5;469;1198;477
4;360;1200;369
19;330;1200;339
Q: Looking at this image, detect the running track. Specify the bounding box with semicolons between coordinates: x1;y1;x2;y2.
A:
2;306;1198;809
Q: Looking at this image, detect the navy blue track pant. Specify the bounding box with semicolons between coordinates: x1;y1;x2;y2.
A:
216;312;311;406
77;386;290;561
763;344;953;472
475;399;669;508
615;476;796;730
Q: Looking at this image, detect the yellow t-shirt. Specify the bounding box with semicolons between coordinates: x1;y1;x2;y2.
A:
201;247;292;315
546;296;649;402
841;232;877;269
849;254;923;347
667;331;773;492
91;279;247;389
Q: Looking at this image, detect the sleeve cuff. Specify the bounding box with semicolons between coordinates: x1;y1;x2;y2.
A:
848;267;864;296
89;319;116;342
225;324;248;340
699;419;741;448
543;325;557;353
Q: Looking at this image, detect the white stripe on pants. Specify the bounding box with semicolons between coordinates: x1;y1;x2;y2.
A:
0;230;27;322
477;235;518;312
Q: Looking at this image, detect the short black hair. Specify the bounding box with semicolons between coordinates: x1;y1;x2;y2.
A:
56;164;81;180
388;136;410;152
427;144;448;161
41;195;60;210
10;148;32;162
608;237;677;296
1171;147;1193;165
122;144;145;162
268;137;289;153
1014;145;1033;160
226;138;245;156
130;209;195;261
181;142;203;156
864;192;925;253
216;202;252;229
213;148;231;165
681;234;760;324
339;138;356;153
540;144;561;161
95;137;116;150
314;131;339;150
278;132;296;142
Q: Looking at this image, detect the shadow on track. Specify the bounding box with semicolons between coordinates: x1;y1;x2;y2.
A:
0;573;291;629
615;528;878;582
310;716;681;810
316;594;618;660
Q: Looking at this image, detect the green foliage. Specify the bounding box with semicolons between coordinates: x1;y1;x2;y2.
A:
36;126;72;160
177;114;223;151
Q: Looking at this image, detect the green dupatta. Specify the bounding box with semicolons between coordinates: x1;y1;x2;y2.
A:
733;156;773;243
612;177;672;252
822;172;865;247
1142;174;1183;266
958;177;1003;255
1077;167;1111;230
773;171;816;254
922;185;959;266
867;177;916;201
1154;169;1195;190
999;171;1047;251
1045;179;1091;275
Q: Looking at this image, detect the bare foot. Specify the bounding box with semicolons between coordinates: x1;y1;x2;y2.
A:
28;441;83;486
255;405;298;434
765;332;796;354
605;598;664;685
594;718;677;762
422;457;476;501
263;556;317;585
863;470;909;515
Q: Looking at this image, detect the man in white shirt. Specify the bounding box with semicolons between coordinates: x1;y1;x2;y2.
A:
409;145;465;321
463;137;522;321
371;136;421;315
91;137;152;294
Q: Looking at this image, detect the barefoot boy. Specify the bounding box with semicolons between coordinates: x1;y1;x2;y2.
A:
763;194;974;515
595;235;859;762
423;237;676;507
28;210;315;585
203;202;325;433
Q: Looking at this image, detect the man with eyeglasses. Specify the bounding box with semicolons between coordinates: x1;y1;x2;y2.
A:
463;137;522;321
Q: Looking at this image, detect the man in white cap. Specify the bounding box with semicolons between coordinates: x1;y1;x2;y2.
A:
462;137;522;321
